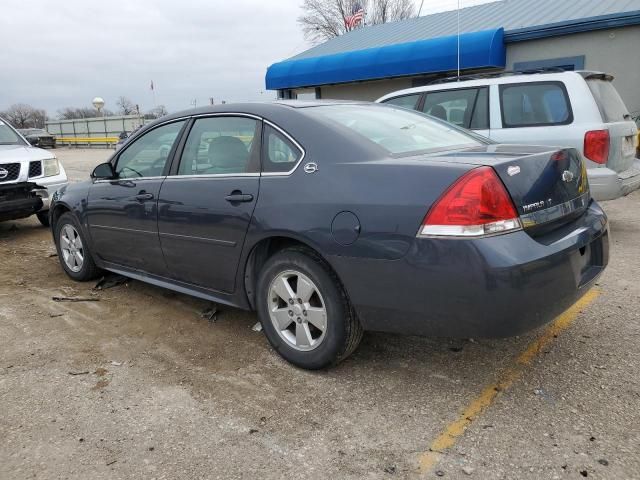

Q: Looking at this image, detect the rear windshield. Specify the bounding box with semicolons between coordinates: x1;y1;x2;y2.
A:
586;79;630;123
306;104;484;155
0;119;25;145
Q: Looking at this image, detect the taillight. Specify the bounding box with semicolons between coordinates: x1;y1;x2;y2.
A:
419;166;521;237
584;130;609;164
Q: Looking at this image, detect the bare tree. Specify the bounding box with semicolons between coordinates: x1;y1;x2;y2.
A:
298;0;415;44
116;96;136;115
144;105;168;120
57;107;100;120
1;104;47;128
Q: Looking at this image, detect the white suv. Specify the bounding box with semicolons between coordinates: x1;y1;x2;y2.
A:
377;71;639;201
0;116;68;226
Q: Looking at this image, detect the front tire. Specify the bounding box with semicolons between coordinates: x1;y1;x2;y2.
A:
53;212;101;281
36;211;50;227
256;248;363;369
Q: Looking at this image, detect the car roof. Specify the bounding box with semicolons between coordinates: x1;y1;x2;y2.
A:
142;100;374;129
377;70;607;102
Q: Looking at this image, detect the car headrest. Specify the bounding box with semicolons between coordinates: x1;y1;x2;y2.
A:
429;105;448;121
208;136;249;170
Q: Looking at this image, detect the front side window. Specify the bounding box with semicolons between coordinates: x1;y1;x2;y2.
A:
382;94;421;110
500;82;572;127
421;87;488;129
178;116;259;175
115;121;185;178
307;104;484;156
262;125;302;173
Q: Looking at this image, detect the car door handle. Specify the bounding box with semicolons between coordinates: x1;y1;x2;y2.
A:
134;193;154;201
225;192;254;203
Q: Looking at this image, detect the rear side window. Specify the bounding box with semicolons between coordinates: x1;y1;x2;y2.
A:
421;87;489;130
500;82;572;128
586;79;630;123
178;116;260;175
382;94;421;110
262;125;302;173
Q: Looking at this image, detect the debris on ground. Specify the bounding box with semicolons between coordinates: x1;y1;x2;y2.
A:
110;361;123;367
435;470;445;477
252;322;263;332
201;304;219;323
52;296;100;302
68;371;90;376
94;273;128;290
462;466;474;475
106;460;117;466
49;313;64;318
47;252;58;258
383;465;396;474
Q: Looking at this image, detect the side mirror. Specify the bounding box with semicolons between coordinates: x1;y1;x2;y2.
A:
91;162;115;180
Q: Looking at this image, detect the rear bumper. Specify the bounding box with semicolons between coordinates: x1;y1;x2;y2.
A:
331;202;609;338
588;160;640;201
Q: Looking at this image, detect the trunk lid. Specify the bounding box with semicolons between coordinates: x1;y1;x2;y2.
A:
430;144;589;233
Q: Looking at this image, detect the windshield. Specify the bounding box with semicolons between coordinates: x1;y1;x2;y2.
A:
306;104;484;155
0;119;26;145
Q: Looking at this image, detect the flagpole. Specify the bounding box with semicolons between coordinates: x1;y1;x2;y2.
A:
457;0;461;81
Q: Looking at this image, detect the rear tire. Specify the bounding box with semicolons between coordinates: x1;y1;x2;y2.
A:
36;211;50;227
53;212;101;281
256;247;363;369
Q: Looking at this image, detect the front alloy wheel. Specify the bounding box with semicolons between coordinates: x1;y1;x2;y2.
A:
59;224;85;272
54;212;101;281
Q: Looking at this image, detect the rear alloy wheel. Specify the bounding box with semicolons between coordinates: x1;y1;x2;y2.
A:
256;248;363;369
54;212;101;281
268;270;327;351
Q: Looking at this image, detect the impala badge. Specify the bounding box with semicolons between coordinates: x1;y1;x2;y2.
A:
303;162;318;174
0;167;8;179
507;166;520;176
562;170;574;183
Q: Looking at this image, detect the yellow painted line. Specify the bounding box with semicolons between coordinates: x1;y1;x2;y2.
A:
417;288;601;474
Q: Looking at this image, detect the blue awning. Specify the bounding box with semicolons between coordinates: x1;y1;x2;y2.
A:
265;28;505;90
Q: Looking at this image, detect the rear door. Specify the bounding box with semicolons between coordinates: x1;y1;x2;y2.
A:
157;115;261;293
585;76;638;173
419;87;490;137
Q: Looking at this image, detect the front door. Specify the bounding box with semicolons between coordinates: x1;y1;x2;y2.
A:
157;115;261;293
87;120;187;274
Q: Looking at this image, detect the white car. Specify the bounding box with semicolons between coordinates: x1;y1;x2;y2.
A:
377;71;639;201
0;116;68;226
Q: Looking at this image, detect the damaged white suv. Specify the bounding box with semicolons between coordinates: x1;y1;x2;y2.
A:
0;116;68;226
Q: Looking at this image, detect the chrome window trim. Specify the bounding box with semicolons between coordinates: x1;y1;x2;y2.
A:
94;176;166;184
520;193;590;228
165;173;260;179
261;119;306;177
100;112;307;181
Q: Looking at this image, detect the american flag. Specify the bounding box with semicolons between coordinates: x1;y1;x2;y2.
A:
344;4;364;29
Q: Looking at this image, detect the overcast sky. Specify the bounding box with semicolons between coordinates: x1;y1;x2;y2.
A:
0;0;498;116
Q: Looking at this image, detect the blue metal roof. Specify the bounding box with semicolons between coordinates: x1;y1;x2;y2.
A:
265;0;640;90
288;0;640;61
266;28;505;90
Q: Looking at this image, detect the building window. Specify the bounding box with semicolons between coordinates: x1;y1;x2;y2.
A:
513;55;585;72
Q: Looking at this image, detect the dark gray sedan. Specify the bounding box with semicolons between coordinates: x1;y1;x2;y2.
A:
49;101;609;369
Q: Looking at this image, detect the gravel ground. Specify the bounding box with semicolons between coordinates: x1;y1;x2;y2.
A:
0;149;638;479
